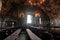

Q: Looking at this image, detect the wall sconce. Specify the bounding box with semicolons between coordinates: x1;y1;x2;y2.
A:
18;12;25;18
35;11;41;17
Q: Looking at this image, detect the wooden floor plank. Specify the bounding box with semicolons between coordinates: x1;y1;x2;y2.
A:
26;29;42;40
4;29;21;40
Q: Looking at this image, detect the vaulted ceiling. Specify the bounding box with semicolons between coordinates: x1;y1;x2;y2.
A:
1;0;60;18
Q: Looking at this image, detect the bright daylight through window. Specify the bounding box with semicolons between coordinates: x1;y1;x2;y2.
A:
27;15;32;24
39;18;41;24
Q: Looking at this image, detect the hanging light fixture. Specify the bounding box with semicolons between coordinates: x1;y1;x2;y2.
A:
39;0;45;4
28;0;33;5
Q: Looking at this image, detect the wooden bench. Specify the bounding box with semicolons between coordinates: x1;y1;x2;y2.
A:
4;29;21;40
26;29;42;40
